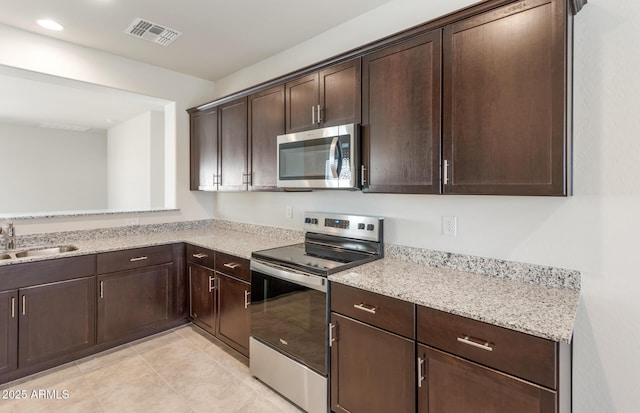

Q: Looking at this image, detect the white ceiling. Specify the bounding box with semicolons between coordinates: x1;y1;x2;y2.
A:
0;0;391;81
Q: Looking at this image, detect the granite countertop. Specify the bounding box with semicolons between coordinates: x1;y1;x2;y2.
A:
0;226;302;267
329;258;580;344
1;220;579;345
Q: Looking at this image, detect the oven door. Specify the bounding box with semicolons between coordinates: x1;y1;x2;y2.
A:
277;123;358;189
250;259;328;375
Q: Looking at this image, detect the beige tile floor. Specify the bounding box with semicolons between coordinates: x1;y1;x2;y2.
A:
0;325;303;413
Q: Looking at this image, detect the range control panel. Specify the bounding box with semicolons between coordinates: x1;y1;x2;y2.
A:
303;212;383;242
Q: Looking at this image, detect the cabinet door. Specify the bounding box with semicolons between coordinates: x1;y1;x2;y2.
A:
19;277;95;368
216;273;250;356
0;290;18;375
285;73;319;133
319;58;361;127
248;86;284;191
362;30;442;194
219;97;248;191
97;264;172;344
418;344;557;413
189;107;218;190
188;263;216;335
331;313;415;413
442;0;567;195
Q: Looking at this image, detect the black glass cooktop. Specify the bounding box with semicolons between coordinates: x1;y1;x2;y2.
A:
252;243;374;276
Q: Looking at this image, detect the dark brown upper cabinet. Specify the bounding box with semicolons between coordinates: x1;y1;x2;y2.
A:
361;30;442;194
285;59;361;133
248;86;285;191
189;106;218;191
218;97;248;191
442;0;570;195
189;98;248;192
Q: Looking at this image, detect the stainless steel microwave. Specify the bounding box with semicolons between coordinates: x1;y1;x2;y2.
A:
277;124;359;189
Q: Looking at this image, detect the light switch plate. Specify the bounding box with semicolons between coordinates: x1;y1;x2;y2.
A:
442;216;457;236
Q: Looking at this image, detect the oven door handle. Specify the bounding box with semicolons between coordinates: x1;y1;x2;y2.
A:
251;260;327;293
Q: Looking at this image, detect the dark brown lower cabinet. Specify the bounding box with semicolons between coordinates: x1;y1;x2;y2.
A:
418;344;557;413
188;263;216;335
0;290;18;376
97;264;172;343
19;277;95;368
216;272;250;356
330;313;415;413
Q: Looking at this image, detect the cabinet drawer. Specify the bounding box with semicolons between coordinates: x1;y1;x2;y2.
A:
186;244;215;269
330;283;414;339
417;306;557;389
214;252;249;282
97;245;173;274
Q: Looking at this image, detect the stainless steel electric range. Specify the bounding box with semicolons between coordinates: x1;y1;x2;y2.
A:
249;212;384;413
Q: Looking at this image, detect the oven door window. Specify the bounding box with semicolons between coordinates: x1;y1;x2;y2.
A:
279;135;350;181
251;271;327;375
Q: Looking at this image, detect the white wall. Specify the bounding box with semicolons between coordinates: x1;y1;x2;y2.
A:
0;122;107;213
0;23;217;233
107;112;152;210
211;0;640;411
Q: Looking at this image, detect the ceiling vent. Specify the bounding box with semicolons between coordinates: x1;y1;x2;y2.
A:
125;18;182;46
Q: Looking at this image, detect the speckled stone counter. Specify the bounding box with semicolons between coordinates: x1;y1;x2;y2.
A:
0;220;303;267
329;257;579;344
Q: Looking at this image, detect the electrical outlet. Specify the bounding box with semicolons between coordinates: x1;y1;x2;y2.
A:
286;205;293;220
126;217;140;226
442;216;457;236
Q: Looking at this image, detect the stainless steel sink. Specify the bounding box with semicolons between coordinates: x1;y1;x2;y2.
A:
0;253;10;260
14;245;78;258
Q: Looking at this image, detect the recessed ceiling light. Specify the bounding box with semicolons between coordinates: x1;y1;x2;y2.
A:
37;19;64;31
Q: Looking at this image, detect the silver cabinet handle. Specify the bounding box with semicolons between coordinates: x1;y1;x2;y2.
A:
244;290;251;309
317;104;322;124
329;322;336;347
457;335;493;352
192;253;208;259
99;281;104;299
129;256;148;262
11;297;15;318
208;275;215;293
22;295;26;316
311;106;315;124
417;356;426;388
361;165;367;187
443;159;449;185
353;303;376;314
223;262;241;269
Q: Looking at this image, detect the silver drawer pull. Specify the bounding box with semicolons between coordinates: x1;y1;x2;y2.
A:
457;335;493;352
353;303;377;314
129;256;148;262
223;262;241;269
192;253;208;259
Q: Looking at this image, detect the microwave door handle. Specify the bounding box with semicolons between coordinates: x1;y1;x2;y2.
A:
336;139;343;177
329;137;339;178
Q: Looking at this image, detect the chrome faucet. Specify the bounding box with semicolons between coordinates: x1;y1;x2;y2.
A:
1;222;16;250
